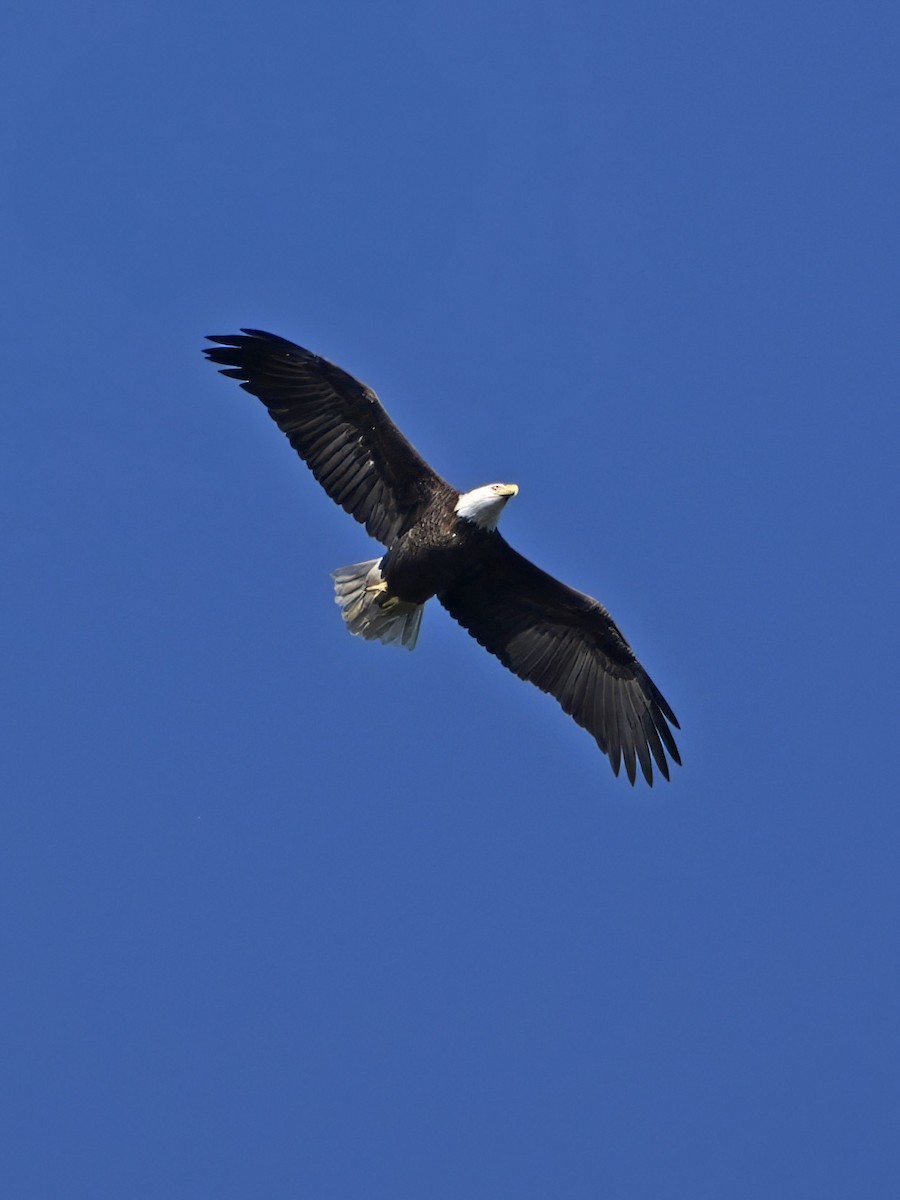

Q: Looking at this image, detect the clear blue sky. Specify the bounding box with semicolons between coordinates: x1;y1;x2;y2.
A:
3;2;898;1196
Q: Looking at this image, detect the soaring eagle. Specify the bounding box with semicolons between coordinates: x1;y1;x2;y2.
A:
204;330;680;785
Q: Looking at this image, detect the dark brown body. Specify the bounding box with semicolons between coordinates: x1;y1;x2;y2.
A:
381;488;495;605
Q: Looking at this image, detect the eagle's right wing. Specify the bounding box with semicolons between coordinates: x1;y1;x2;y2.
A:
204;330;448;545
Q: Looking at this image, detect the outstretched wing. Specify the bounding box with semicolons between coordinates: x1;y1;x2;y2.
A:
439;539;680;785
204;330;447;545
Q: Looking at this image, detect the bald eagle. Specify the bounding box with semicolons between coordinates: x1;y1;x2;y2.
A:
203;330;680;785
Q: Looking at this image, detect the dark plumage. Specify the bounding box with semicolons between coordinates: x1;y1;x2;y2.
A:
203;329;681;785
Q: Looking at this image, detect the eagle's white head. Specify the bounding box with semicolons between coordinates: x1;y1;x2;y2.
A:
454;482;519;531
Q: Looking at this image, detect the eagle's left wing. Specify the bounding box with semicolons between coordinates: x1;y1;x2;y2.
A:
438;538;680;785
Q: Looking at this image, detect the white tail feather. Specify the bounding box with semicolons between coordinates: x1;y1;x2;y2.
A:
331;559;423;650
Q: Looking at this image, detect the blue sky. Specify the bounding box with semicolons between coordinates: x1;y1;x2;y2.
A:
3;2;898;1196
